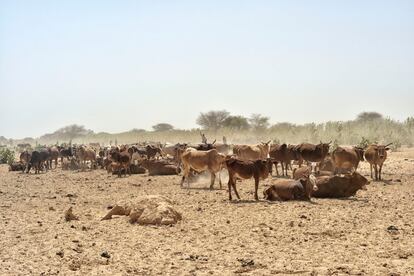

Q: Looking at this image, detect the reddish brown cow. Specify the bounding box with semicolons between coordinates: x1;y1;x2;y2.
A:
364;143;392;180
332;146;364;173
313;172;369;198
269;143;290;177
263;175;317;201
225;157;272;201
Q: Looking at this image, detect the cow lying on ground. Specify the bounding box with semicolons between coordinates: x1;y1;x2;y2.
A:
9;162;25;171
225;157;272;201
140;159;181;176
364;143;392;180
180;149;226;189
263;174;318;201
313;172;369;198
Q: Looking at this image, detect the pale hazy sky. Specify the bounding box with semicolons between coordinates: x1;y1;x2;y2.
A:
1;1;413;138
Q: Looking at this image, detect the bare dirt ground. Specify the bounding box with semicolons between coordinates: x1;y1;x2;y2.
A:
1;149;414;275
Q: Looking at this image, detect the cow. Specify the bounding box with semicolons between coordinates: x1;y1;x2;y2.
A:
48;146;60;169
364;143;392;180
26;150;50;174
140;159;181;176
180;149;226;189
263;174;318;201
145;145;165;159
269;143;290;177
76;145;96;170
195;140;216;151
19;151;31;172
109;148;131;177
225;157;273;201
332;146;365;174
9;162;25;171
313;172;369;198
293;166;334;180
296;142;331;171
59;146;73;163
233;141;271;161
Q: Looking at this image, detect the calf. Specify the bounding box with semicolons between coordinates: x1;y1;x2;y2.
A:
263;175;317;201
19;151;31;172
364;143;392;180
225;157;272;201
313;172;369;198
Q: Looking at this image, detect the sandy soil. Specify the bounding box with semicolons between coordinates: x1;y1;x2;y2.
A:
1;149;414;275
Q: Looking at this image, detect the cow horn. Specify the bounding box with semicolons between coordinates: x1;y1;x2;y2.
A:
212;139;216;145
385;143;393;147
327;141;332;145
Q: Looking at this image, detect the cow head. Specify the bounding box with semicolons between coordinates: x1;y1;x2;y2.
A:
300;174;318;200
350;172;369;191
318;141;331;156
353;146;365;161
375;143;392;160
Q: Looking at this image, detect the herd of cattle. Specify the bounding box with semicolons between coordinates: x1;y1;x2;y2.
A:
11;139;393;201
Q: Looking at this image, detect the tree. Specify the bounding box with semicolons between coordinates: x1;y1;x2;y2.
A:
196;110;230;130
356;112;383;122
40;124;93;142
249;114;270;131
222;115;250;130
152;123;174;132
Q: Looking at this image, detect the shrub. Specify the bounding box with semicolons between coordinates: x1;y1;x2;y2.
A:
0;148;15;165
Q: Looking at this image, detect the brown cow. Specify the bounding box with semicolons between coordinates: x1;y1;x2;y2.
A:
109;149;131;177
293;166;334;180
364;143;392;180
313;172;369;198
297;142;331;162
76;146;96;170
48;146;60;169
263;175;317;201
19;151;31;172
233;141;271;161
225;157;272;201
180;149;226;189
269;143;290;176
140;159;181;176
332;146;364;174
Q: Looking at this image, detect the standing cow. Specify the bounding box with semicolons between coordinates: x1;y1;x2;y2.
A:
364;143;392;180
332;146;364;174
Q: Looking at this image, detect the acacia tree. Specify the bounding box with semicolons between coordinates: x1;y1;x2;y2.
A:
222;115;250;130
356;112;383;121
249;114;270;131
152;123;174;132
196;110;230;131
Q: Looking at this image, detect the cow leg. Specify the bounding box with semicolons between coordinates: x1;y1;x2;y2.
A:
254;176;259;201
227;177;232;200
370;164;373;179
231;179;241;200
218;169;222;189
275;162;279;176
379;164;383;180
210;171;216;189
374;164;378;180
181;164;190;187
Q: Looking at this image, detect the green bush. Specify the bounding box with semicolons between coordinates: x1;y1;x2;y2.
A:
0;148;15;165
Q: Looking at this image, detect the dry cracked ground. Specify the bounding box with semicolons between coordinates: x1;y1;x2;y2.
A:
1;149;414;275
